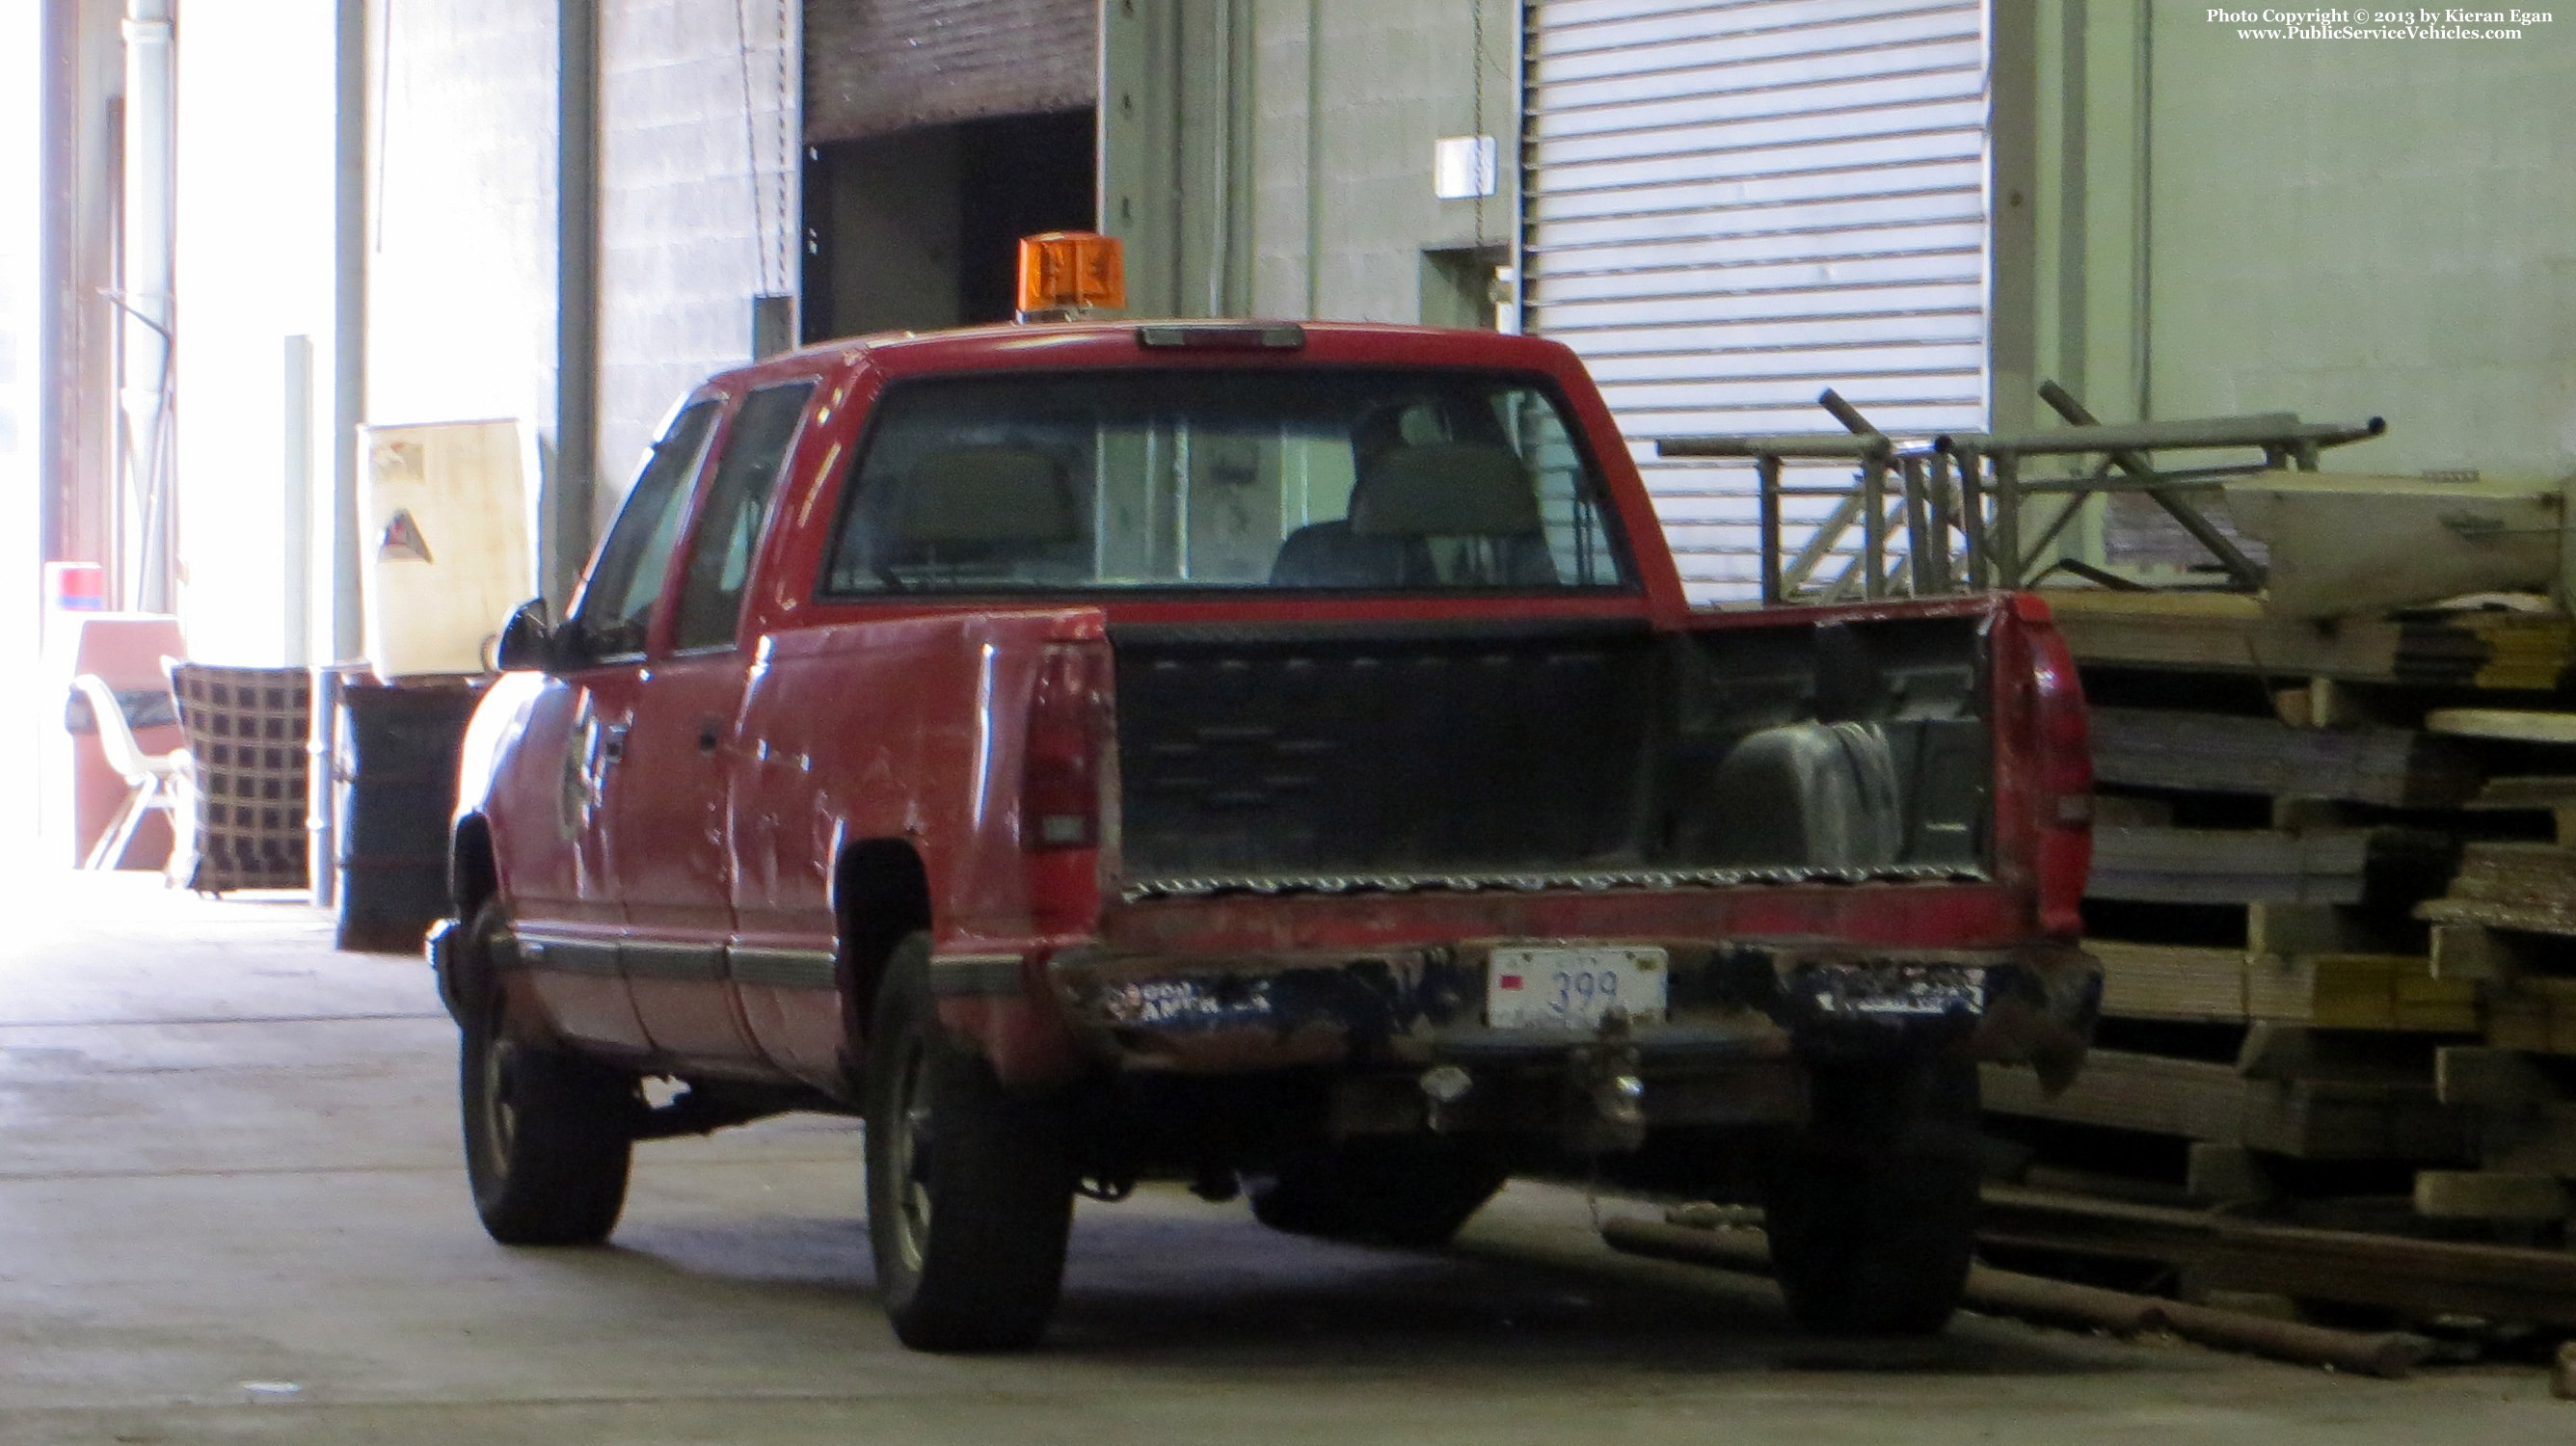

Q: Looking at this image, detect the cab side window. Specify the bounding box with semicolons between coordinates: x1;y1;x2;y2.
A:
672;382;817;652
569;399;720;661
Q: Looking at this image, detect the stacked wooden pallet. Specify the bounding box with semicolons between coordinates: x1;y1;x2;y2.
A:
2046;591;2574;691
1986;591;2576;1232
2402;717;2576;1226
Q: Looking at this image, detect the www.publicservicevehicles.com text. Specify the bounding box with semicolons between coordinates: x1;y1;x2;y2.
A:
2210;8;2553;38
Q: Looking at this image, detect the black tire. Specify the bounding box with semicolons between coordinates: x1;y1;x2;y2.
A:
1248;1138;1510;1248
1761;1057;1982;1336
459;960;637;1246
864;934;1076;1352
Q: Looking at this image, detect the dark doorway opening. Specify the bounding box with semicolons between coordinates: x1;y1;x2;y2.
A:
801;109;1096;343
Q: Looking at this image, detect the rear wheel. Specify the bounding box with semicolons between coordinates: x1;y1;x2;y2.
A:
1761;1057;1981;1336
864;934;1076;1352
460;975;637;1246
1248;1138;1510;1248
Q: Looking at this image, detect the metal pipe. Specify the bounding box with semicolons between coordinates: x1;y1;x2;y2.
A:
1992;452;2024;587
1660;435;1893;461
1814;390;1887;598
551;0;600;607
2153;1297;2431;1379
1959;453;1988;590
1861;459;1886;598
282;336;313;666
1816;387;1874;437
1925;452;1958;592
2007;462;2277;495
1938;409;2386;457
36;0;77;575
1900;455;1935;595
1779;492;1862;598
2019;490;2094;568
2032;381;2267;588
1756;455;1782;605
1819;499;1906;602
1599;1218;2429;1379
332;0;365;660
1204;0;1231;316
120;0;176;612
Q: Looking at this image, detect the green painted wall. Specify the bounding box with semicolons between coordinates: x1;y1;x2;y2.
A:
1104;0;1517;324
1127;0;2572;490
2020;3;2574;480
2146;13;2574;479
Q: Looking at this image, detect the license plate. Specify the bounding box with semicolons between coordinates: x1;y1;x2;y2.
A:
1486;946;1669;1030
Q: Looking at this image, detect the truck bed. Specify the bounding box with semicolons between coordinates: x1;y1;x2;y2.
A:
1109;610;1992;898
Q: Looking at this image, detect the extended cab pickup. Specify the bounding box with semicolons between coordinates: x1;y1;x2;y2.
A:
433;320;2099;1352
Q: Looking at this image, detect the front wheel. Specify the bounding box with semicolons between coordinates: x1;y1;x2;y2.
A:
864;934;1076;1352
460;988;637;1246
1761;1057;1982;1336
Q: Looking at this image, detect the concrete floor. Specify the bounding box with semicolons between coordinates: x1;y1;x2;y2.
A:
1;875;2567;1444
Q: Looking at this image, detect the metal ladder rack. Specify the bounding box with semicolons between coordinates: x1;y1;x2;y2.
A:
1657;384;2386;604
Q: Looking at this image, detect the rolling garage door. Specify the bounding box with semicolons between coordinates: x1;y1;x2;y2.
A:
1522;0;1990;601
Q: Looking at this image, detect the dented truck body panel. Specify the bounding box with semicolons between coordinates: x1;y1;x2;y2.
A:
444;319;2098;1163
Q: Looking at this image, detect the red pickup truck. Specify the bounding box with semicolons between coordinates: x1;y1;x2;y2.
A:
432;319;2098;1352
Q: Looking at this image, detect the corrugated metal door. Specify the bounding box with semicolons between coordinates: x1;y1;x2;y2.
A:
1522;0;1990;601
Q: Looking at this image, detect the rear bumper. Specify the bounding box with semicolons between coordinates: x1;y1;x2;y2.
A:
1043;936;2100;1089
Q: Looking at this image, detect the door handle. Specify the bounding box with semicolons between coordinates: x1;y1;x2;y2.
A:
600;720;631;763
696;718;722;755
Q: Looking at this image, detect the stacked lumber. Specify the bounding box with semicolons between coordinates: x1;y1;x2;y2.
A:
2085;939;2477;1031
2421;842;2576;936
2404;776;2576;1225
1990;589;2576;1252
2047;591;2572;690
1981;1049;2467;1161
2088;708;2480;808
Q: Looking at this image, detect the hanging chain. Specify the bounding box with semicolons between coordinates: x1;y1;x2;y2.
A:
1471;0;1489;251
732;0;770;295
773;0;795;296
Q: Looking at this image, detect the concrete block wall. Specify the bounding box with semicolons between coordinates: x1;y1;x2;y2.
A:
364;0;560;450
805;0;1090;144
1248;0;1518;325
597;0;796;508
1110;0;1518;326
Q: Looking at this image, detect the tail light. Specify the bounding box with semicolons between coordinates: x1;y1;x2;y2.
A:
1022;642;1108;851
2002;594;2093;938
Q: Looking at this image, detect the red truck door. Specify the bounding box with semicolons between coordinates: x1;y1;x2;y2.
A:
507;394;723;1053
608;379;819;1069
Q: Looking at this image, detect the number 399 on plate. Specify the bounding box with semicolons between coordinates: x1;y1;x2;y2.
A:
1485;946;1670;1030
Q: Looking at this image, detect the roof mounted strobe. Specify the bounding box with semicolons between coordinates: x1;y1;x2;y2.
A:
1015;231;1127;322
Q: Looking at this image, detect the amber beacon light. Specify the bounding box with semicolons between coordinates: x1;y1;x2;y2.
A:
1016;231;1127;319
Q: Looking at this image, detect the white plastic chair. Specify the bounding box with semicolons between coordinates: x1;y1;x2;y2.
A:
73;673;186;870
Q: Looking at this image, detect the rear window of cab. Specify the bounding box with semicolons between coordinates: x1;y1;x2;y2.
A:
816;368;1638;597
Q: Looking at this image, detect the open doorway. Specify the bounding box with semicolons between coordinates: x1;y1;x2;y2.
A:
800;108;1095;342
